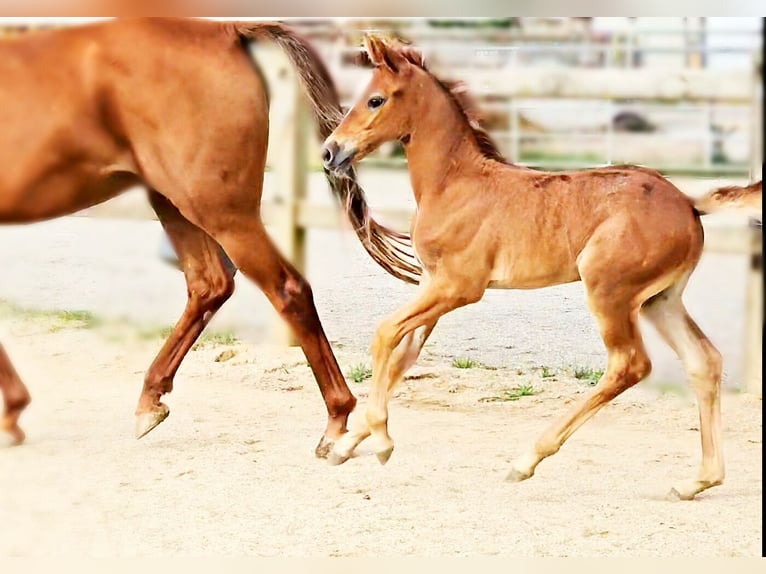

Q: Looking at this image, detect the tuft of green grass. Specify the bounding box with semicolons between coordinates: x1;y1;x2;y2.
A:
192;330;238;350
480;383;540;403
0;301;102;332
138;325;175;340
452;357;480;369
573;366;604;386
47;309;101;331
540;365;556;378
348;363;373;384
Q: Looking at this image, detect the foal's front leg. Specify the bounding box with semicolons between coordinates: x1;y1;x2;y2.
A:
329;276;480;465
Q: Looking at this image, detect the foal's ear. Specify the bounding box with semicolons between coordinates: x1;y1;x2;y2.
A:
363;34;407;73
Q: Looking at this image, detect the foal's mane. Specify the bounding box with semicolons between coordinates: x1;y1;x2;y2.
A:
363;38;508;164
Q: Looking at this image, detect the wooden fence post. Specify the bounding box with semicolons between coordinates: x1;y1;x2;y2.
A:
250;43;311;347
744;48;762;396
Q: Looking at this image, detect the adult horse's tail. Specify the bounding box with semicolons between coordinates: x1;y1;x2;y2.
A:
234;22;422;285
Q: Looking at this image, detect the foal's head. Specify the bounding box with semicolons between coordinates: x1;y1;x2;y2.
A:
321;35;430;174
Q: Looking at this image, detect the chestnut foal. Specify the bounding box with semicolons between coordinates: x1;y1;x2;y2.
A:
321;34;762;499
0;19;420;455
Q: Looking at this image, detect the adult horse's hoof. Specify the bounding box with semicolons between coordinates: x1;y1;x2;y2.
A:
376;446;394;465
0;426;25;447
315;435;335;459
135;404;170;439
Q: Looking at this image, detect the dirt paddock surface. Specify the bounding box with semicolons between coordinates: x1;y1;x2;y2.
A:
0;310;761;557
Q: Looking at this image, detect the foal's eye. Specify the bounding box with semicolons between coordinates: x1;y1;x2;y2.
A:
367;95;386;110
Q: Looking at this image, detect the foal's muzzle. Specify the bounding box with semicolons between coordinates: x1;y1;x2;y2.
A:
321;141;357;174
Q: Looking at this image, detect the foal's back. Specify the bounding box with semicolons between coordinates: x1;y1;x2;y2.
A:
477;163;703;290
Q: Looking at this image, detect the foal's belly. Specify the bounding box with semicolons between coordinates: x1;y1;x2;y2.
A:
486;247;581;290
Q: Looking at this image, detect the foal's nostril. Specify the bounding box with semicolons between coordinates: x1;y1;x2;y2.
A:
322;141;339;168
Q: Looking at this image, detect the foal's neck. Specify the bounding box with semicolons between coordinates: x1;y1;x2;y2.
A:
401;76;488;204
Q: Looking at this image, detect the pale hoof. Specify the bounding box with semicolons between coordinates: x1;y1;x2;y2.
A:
1;427;25;447
314;435;336;459
506;467;533;483
327;449;351;466
134;404;170;439
666;487;692;501
666;479;720;501
376;446;394;465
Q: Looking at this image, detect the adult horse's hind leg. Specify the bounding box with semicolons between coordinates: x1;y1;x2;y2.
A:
210;221;357;458
641;279;724;500
134;191;236;439
0;343;31;445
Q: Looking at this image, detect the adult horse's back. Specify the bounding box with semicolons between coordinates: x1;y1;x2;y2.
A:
0;18;420;454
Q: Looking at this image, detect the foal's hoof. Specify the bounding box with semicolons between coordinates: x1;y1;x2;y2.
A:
327;449;351;466
376;446;394;465
666;487;695;501
135;404;170;439
506;467;533;483
314;435;336;459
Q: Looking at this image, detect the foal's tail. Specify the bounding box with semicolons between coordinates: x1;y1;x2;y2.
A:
233;22;422;285
694;180;762;220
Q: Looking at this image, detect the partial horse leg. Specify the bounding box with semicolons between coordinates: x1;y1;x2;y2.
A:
330;275;480;465
0;343;32;446
328;322;436;465
134;191;236;438
210;222;357;457
642;280;724;500
507;297;652;483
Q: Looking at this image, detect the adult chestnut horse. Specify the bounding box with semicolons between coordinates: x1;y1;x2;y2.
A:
321;34;762;499
0;19;420;455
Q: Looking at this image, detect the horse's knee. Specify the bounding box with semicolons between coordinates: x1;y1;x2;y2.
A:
598;349;651;400
371;319;396;358
188;271;235;314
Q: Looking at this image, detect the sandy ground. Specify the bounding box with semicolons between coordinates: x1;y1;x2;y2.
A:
0;307;762;557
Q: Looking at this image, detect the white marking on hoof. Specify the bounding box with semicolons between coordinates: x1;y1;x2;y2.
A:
0;429;17;447
327;450;351;466
135;405;169;439
506;466;534;483
375;446;394;465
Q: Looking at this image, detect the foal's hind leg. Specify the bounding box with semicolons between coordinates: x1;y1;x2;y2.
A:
210;222;357;458
134;192;236;438
0;343;31;446
642;281;724;500
507;299;652;483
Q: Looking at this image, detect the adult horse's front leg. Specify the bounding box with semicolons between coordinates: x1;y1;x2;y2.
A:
0;343;31;446
134;192;236;438
212;222;357;458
